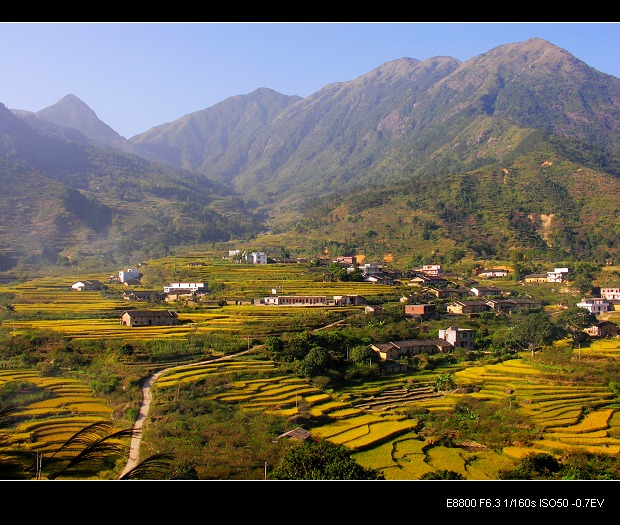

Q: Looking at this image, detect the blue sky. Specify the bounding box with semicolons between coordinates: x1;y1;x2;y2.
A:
1;22;619;139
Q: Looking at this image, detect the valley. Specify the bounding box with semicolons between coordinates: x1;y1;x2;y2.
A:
0;250;619;480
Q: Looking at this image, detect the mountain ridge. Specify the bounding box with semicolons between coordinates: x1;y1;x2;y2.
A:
3;37;620;270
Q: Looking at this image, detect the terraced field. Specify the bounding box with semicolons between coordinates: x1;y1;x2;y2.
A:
3;336;620;479
148;343;620;480
0;270;369;341
455;356;620;460
0;369;120;479
2;259;619;480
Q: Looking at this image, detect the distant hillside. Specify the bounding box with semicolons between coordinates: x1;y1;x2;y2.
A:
129;87;302;184
12;94;163;162
279;145;620;268
127;38;620;208
3;37;620;270
0;103;262;269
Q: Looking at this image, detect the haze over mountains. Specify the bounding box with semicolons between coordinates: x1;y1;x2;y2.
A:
2;37;620;271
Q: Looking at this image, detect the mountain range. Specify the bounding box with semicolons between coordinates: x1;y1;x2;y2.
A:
2;37;620;271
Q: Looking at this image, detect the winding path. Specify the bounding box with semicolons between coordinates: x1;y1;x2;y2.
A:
118;318;349;478
118;348;256;479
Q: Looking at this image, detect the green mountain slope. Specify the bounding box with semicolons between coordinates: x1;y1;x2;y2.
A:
3;38;620;270
279;145;620;267
123;39;620;208
0;104;263;269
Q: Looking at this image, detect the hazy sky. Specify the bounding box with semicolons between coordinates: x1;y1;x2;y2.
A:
2;22;619;139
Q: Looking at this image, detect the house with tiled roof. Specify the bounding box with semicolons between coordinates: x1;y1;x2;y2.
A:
470;286;503;297
576;298;611;315
584;321;618;338
120;310;180;327
122;291;166;302
446;300;490;315
485;298;541;313
277;427;312;441
407;275;448;287
425;286;468;299
370;339;453;360
404;303;440;321
438;326;476;350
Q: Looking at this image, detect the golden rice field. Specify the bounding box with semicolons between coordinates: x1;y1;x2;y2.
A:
2;261;620;479
0;369;122;479
5;304;361;341
2;276;126;313
151;340;620;479
576;337;620;359
0;269;367;340
4;339;620;479
454;354;620;460
150;357;513;479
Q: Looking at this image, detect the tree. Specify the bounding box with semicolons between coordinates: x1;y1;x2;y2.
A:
270;439;383;480
555;306;598;346
509;312;560;357
348;263;365;282
3;303;15;332
434;373;456;392
264;335;284;357
327;262;349;282
571;275;595;295
349;345;376;364
498;453;561;480
119;343;134;356
420;469;466;480
498;451;620;480
297;346;331;378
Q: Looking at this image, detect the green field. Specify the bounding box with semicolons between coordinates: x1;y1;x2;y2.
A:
1;254;619;480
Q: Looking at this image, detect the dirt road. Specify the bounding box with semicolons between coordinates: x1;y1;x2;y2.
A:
118;348;256;479
118;319;349;478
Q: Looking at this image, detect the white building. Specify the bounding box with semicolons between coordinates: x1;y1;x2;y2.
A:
119;268;140;283
262;295;329;306
477;268;509;278
438;326;476;350
547;267;570;283
163;282;205;293
418;264;443;276
247;252;267;264
71;279;104;291
576;298;610;314
600;287;620;300
355;263;382;276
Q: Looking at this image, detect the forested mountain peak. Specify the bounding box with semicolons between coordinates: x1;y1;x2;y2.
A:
2;38;620;270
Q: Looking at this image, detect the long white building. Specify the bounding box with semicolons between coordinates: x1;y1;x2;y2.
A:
163;282;205;293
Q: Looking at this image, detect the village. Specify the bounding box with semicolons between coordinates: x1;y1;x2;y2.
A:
70;252;620;372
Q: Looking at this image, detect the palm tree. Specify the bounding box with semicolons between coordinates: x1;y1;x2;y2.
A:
41;421;175;480
3;303;15;332
0;404;35;479
1;408;175;480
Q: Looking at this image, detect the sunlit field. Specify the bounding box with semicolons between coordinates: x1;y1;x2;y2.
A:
0;260;389;341
0;370;119;479
2;255;620;480
6;304;361;341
